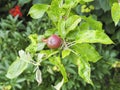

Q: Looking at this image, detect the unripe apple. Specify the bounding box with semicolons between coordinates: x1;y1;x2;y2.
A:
42;35;62;49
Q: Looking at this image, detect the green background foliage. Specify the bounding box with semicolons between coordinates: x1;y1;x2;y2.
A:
0;0;120;90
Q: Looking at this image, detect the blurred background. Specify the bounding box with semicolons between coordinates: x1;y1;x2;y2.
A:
0;0;120;90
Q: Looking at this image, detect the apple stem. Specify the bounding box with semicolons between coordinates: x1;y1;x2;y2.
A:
42;38;48;43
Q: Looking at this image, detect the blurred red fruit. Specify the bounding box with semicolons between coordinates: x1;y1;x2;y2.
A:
9;5;22;17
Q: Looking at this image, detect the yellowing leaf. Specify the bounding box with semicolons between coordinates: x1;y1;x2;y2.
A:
111;3;120;25
112;61;120;68
62;49;71;58
66;15;81;33
66;53;93;85
71;43;101;63
76;30;114;44
78;57;93;85
82;0;94;2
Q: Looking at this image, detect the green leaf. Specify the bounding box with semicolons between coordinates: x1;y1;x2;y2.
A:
6;50;32;79
29;4;49;19
32;0;51;4
71;43;101;62
28;34;38;44
26;34;45;53
62;49;71;58
40;50;52;57
58;19;66;38
76;30;114;44
6;58;28;79
63;0;79;8
49;56;68;82
80;0;94;3
26;44;37;54
47;0;63;22
111;3;120;25
26;34;38;53
78;57;93;85
37;43;46;51
66;15;81;33
98;0;110;12
109;0;117;7
66;53;93;84
91;0;101;10
83;16;102;30
18;0;31;6
44;28;57;37
64;0;75;6
79;22;89;30
83;0;93;2
37;35;46;51
66;52;79;65
41;50;59;60
37;53;44;63
66;28;79;40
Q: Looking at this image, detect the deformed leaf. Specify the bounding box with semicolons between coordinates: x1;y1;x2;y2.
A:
49;56;68;82
26;44;37;54
78;57;93;85
53;78;64;90
28;34;38;44
36;68;42;85
25;34;38;53
26;34;45;53
66;53;93;85
29;4;49;19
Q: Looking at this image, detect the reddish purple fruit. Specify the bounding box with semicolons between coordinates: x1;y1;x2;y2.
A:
42;35;62;49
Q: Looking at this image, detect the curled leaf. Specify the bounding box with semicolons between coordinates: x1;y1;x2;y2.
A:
53;78;64;90
36;68;42;85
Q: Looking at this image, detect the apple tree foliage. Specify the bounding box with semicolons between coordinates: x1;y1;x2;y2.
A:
6;0;120;89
